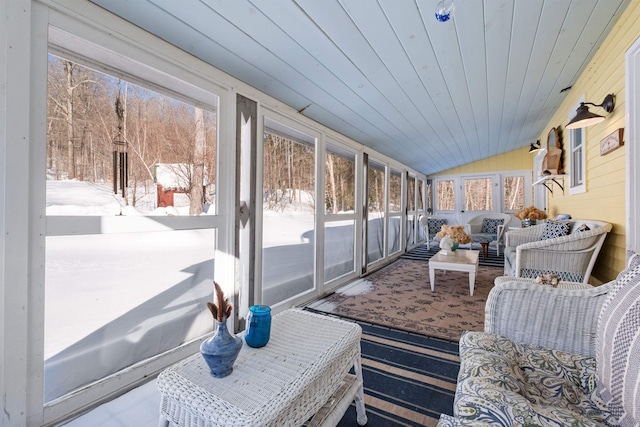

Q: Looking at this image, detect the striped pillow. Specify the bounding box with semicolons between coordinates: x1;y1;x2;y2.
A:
596;257;640;426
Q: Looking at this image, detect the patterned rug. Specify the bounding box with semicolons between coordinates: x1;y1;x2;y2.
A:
306;258;503;342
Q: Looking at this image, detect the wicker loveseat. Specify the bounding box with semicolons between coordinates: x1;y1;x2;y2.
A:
503;219;612;283
463;213;512;256
437;253;640;427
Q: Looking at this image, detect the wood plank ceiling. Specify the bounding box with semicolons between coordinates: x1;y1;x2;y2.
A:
89;0;630;175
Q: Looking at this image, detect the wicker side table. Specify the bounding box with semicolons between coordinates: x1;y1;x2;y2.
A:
157;309;367;427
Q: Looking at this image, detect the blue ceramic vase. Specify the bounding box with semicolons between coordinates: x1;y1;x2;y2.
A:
200;321;242;378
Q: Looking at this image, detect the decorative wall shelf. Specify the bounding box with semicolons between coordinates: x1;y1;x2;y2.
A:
533;174;566;195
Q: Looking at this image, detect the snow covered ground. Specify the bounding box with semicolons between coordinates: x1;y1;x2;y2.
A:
44;180;325;401
46;180;402;425
45;180;217;401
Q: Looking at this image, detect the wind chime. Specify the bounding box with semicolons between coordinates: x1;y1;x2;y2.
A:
112;93;128;197
435;0;454;22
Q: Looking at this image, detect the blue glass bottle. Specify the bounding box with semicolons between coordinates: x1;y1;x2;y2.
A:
245;305;271;348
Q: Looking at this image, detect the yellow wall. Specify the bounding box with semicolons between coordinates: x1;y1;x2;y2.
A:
434;146;532;175
431;1;640;282
534;1;640;282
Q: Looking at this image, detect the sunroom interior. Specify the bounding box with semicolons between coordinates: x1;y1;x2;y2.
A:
2;0;640;426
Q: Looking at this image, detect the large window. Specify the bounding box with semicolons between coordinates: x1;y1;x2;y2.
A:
436;179;455;211
367;160;386;264
463;177;494;211
324;143;357;283
417;179;426;241
46;53;218;402
503;175;526;211
406;174;417;247
262;118;316;305
432;172;531;222
388;169;403;255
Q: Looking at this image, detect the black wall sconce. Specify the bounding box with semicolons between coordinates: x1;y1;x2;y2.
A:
528;140;541;153
566;94;615;129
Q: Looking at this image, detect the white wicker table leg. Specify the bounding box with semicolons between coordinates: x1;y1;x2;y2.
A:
353;352;368;426
158;416;169;427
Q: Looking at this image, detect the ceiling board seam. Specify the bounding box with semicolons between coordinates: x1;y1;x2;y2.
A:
415;0;474;165
332;0;453;164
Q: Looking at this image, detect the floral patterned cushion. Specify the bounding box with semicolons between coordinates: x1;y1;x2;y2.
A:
451;331;616;426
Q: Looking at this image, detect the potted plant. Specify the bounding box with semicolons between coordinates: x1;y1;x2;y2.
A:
436;225;472;254
514;205;547;227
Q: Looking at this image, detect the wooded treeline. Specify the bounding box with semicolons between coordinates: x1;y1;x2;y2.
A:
436;176;525;211
47;54;217;214
262;132;316;211
48;54;433;217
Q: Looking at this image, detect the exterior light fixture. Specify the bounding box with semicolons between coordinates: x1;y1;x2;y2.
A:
529;140;541;153
435;0;454;22
566;94;615;129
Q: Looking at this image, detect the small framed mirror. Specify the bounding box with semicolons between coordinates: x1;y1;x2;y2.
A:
542;127;563;175
547;127;560;149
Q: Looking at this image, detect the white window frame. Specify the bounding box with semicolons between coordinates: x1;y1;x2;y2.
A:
461;174;500;213
258;111;322;309
501;171;534;213
568;98;587;195
429;171;531;225
433;177;457;214
387;167;404;256
322;137;361;287
626;35;640;254
34;6;235;425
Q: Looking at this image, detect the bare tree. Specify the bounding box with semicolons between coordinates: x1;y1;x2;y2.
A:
45;55;220;214
190;107;206;215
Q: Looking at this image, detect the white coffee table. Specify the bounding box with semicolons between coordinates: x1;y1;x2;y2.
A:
156;308;367;427
429;249;480;296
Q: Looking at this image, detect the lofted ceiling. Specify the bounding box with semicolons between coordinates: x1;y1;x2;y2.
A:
89;0;630;175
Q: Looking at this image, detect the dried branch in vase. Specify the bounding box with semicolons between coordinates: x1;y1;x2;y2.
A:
207;281;233;322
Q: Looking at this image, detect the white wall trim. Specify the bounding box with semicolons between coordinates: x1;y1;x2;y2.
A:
625;37;640;254
2;0;40;425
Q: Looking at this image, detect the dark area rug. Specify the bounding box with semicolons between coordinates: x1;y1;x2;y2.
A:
401;244;505;269
306;257;503;342
322;320;459;427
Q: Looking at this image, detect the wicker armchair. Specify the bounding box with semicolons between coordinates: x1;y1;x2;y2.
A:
463;213;512;256
503;219;612;283
437;253;640;426
488;276;603;356
420;215;452;250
